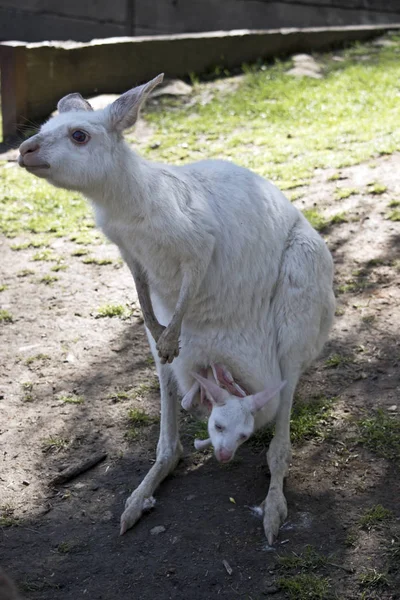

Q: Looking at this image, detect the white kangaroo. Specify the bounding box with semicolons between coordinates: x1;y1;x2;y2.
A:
18;73;335;543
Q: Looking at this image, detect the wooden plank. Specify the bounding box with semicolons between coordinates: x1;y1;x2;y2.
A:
134;1;400;35
0;0;128;22
0;45;27;142
2;25;400;140
0;7;128;43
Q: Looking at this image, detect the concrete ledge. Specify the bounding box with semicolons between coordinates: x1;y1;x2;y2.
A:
1;25;399;141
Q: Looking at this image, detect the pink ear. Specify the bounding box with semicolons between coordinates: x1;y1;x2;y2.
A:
211;363;246;398
247;381;287;414
191;372;228;406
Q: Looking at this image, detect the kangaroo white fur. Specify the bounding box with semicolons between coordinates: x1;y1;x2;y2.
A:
18;74;335;544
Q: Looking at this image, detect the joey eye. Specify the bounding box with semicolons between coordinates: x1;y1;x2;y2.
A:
71;130;89;144
240;433;248;441
215;424;224;432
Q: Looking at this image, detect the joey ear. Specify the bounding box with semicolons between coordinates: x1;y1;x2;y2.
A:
191;372;228;407
57;93;93;113
246;381;287;414
107;73;164;131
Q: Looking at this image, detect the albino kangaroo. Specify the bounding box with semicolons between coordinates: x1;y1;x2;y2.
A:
18;73;335;543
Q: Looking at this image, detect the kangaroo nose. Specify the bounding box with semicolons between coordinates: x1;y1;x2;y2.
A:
19;139;40;156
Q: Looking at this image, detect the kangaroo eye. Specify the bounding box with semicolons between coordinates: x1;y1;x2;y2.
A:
71;130;89;144
215;423;224;432
240;433;248;440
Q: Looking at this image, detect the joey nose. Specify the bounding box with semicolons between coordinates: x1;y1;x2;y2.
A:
217;449;233;463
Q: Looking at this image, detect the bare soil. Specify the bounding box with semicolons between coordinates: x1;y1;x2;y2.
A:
0;152;399;600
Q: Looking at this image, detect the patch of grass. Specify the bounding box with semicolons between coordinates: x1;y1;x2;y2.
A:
128;408;158;426
59;394;84;405
131;379;160;399
57;541;74;554
277;574;331;600
82;256;113;265
278;545;328;570
108;390;132;402
334;187;358;201
290;395;336;444
0;284;8;292
126;407;159;440
345;530;358;547
358;568;389;588
17;268;35;277
325;353;352;368
359;505;393;530
327;172;341;181
367;181;387;195
25;353;50;365
42;436;69;452
39;274;59;285
302;209;328;232
0;516;19;527
387;209;400;221
330;211;348;224
71;248;89;256
95;304;129;318
388;199;400;207
0;309;13;323
51;263;68;272
32;249;58;262
11;238;49;250
357;409;400;461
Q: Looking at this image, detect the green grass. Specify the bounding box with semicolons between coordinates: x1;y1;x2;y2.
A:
2;36;400;244
387;209;400;221
358;568;389;588
95;304;129;318
357;409;400;461
0;309;13;323
367;181;387;195
59;394;84;405
302;210;328;232
388;199;400;207
290;396;335;444
251;395;335;447
17;268;35;277
39;274;59;285
359;505;393;530
277;574;331;600
324;353;352;368
25;353;50;365
11;238;49;250
126;407;159;440
82;256;113;265
131;379;160;399
42;436;69;451
334;187;358;201
32;249;58;262
329;211;348;224
0;284;7;292
51;263;68;272
278;546;328;571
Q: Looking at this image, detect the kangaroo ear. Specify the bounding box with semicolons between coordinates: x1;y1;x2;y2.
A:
58;93;93;113
246;381;287;414
191;372;228;406
211;363;246;397
107;73;164;131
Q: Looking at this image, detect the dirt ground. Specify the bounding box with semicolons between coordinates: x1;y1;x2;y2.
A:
0;150;399;599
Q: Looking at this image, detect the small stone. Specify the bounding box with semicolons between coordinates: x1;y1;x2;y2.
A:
150;525;166;535
388;405;397;412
